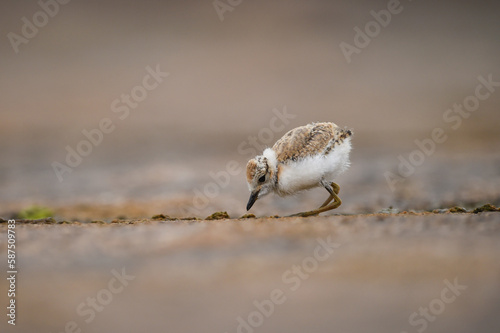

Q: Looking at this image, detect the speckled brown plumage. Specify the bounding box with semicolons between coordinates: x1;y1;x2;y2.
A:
246;160;257;183
272;122;352;163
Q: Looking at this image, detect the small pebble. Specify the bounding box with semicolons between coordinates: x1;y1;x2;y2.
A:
205;211;230;220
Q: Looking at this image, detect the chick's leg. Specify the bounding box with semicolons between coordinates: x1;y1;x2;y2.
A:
289;182;342;217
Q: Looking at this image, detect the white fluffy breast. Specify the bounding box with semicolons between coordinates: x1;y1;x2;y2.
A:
276;138;351;196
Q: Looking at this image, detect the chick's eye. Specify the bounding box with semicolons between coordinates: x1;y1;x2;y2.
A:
258;175;266;183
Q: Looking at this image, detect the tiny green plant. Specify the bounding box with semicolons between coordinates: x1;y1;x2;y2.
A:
18;205;54;220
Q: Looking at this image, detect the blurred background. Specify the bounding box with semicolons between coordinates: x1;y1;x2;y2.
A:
1;0;500;218
1;2;500;333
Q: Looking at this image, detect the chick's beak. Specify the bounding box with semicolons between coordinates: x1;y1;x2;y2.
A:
246;190;260;211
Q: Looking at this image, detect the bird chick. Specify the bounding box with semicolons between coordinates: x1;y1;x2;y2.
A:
246;122;352;216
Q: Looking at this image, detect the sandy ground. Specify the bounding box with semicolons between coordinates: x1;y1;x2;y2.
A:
1;140;500;333
1;212;499;333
